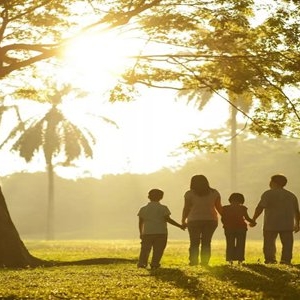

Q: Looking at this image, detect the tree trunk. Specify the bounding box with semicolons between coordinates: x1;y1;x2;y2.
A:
46;162;55;240
229;93;238;191
0;186;45;268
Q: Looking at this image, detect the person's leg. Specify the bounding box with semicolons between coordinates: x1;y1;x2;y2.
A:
151;234;168;269
235;230;247;262
225;230;235;262
279;231;293;264
200;220;218;266
263;231;278;263
187;221;201;265
137;235;153;267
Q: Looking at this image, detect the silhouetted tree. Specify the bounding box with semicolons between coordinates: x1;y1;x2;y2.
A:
0;186;45;267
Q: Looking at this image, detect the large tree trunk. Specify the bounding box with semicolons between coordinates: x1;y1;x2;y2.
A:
0;186;45;268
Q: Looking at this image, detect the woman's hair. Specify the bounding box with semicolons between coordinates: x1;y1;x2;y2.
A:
190;175;211;196
228;193;245;204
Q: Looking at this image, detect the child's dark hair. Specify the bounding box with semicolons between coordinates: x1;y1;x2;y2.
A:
148;189;164;201
228;193;245;204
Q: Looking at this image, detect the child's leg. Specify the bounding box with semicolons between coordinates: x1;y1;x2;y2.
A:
138;235;153;267
225;230;235;262
235;230;247;262
150;234;167;268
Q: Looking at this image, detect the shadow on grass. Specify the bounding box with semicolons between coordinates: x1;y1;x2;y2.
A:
149;264;300;299
209;264;300;299
148;267;205;299
45;258;137;267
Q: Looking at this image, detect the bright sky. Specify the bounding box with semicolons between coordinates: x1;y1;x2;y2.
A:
59;90;229;178
0;29;231;179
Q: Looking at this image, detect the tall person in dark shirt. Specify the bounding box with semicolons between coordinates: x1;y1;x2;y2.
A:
252;174;300;265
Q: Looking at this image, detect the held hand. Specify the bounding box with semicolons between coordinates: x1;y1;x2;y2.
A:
249;221;256;228
181;223;188;230
294;224;300;233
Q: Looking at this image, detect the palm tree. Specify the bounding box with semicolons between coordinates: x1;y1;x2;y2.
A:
0;87;96;240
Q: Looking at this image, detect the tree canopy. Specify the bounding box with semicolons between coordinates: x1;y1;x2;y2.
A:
0;0;299;139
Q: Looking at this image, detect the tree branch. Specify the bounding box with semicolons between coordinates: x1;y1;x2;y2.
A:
0;0;163;78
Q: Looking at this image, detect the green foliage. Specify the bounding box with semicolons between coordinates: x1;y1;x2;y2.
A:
118;0;300;140
250;101;300;139
109;82;138;102
1;240;300;299
0;0;300;142
182;139;228;154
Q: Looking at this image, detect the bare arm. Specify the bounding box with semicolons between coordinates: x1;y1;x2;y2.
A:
181;202;191;225
165;216;184;230
215;196;222;215
294;204;300;233
294;213;300;233
138;217;143;238
244;210;256;225
252;205;264;222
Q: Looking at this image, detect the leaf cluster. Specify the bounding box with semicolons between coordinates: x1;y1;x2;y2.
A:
117;0;300;139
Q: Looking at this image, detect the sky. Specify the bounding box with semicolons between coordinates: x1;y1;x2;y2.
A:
0;87;230;179
1;1;283;180
0;17;237;180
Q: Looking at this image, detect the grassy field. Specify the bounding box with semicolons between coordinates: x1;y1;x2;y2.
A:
1;240;300;299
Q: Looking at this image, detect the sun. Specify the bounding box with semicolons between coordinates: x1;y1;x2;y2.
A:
52;31;231;179
62;31;140;91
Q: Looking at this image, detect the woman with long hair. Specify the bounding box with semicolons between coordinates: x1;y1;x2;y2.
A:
182;175;222;266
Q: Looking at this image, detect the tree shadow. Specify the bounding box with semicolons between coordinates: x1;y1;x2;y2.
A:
209;264;300;299
149;264;300;299
148;267;205;299
47;257;137;267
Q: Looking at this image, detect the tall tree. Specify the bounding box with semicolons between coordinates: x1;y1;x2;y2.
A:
0;85;96;240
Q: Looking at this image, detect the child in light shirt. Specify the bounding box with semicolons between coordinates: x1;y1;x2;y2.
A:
137;189;184;269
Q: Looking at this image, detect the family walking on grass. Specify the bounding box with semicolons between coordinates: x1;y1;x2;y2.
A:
137;174;300;269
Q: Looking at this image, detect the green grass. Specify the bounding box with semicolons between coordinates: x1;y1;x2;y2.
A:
1;240;300;299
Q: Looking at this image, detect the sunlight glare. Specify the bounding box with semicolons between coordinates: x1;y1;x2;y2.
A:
63;32;138;91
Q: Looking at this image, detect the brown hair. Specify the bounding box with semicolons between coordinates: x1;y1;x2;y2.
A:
190;175;211;196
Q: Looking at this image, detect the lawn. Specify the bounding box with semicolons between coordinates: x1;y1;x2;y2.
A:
0;240;300;299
